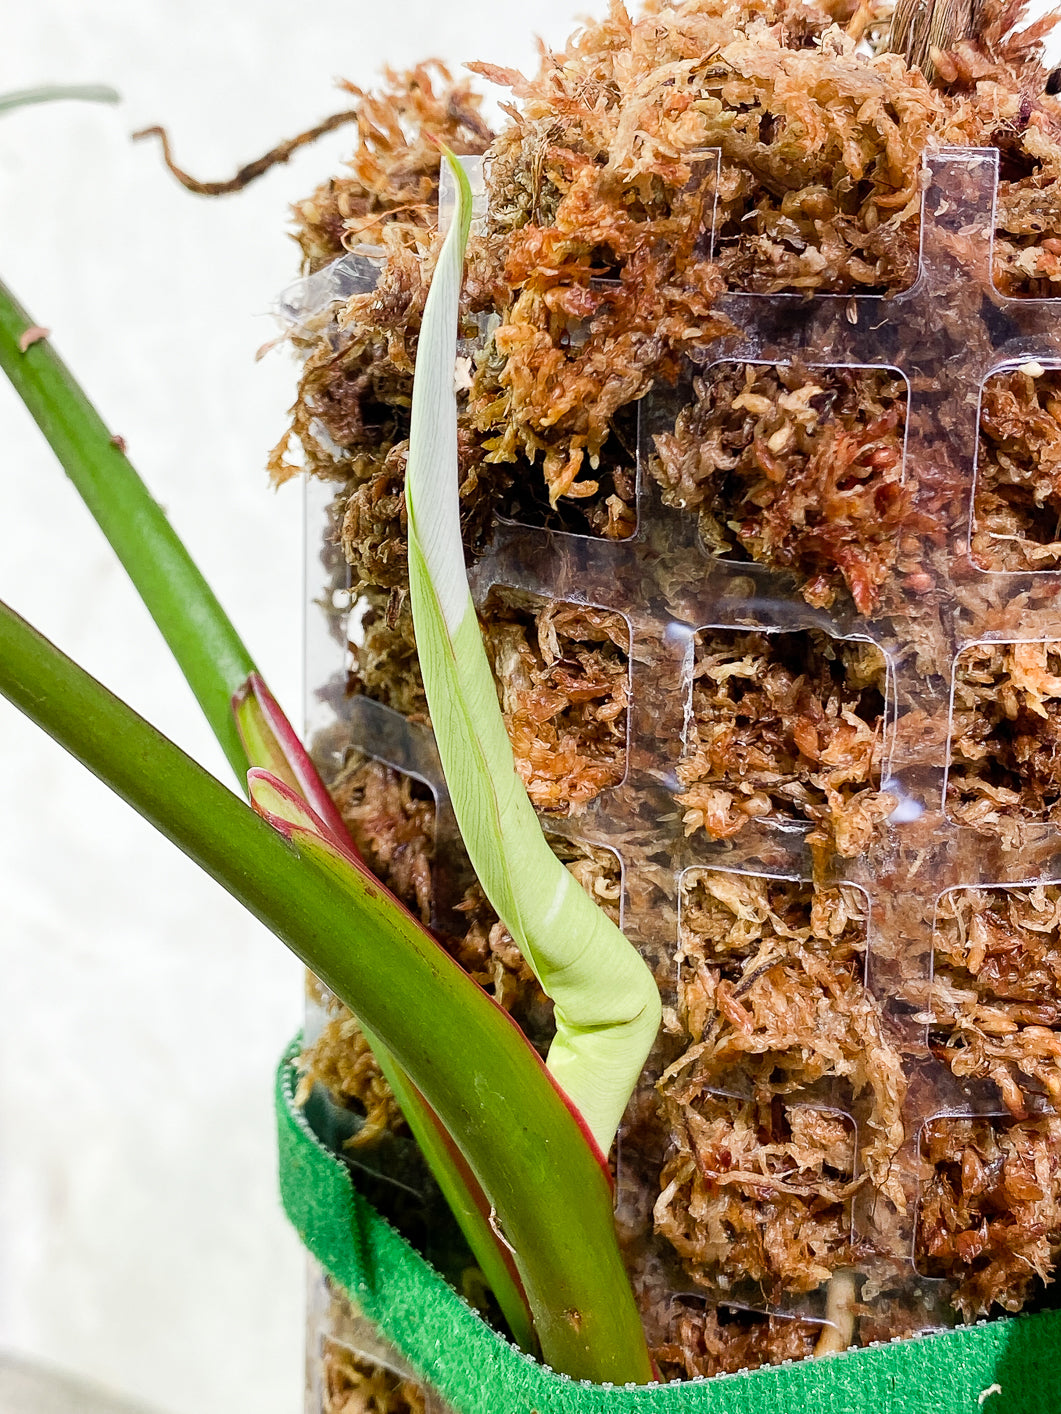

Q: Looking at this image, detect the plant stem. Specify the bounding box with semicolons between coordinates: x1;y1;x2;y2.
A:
0;275;538;1352
0;279;255;778
0;85;120;115
364;1029;536;1355
234;677;537;1352
0;597;654;1385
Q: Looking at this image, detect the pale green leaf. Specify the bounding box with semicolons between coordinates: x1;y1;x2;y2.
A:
404;149;661;1154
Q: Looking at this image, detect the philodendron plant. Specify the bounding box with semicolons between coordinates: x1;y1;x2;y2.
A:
0;125;661;1384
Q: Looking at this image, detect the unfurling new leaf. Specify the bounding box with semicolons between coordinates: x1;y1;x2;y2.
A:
404;149;662;1155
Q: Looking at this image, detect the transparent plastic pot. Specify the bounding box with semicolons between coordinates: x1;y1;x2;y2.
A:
295;146;1061;1393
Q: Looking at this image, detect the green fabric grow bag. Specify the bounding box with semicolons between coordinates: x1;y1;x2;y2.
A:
275;1040;1061;1413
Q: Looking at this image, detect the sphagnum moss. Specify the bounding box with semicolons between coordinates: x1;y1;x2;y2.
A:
274;0;1061;1388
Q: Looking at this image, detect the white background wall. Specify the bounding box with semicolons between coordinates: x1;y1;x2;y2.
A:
0;4;584;1412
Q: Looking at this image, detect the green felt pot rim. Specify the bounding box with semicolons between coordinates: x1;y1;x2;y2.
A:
275;1039;1061;1414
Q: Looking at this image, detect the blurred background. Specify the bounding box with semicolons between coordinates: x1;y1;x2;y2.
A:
0;3;585;1411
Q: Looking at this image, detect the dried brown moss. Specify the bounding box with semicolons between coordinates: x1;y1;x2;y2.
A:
651;363;910;613
905;885;1061;1318
948;641;1061;836
331;752;436;922
322;1338;428;1414
694;38;934;296
665;873;906;1202
917;1114;1061;1317
461;5;938;507
677;629;890;856
930;885;1061;1116
973;365;1061;571
284;0;1061;1380
650;873;913;1348
652;1303;821;1380
270;63;494;494
655;1089;857;1292
294;61;492;271
483;589;630;814
347;592;428;724
300;1008;407;1146
934;1;1061;296
282;0;1061;521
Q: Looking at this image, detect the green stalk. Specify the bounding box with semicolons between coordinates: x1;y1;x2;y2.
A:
0;277;535;1351
0;280;254;778
0;85;120;115
363;1031;536;1354
0;597;654;1384
233;675;536;1352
